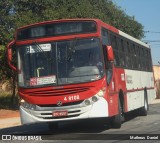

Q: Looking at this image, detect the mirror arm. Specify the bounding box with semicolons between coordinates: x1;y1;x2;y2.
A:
7;40;17;71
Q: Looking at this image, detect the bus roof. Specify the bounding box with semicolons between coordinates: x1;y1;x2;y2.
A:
99;20;149;48
17;19;99;30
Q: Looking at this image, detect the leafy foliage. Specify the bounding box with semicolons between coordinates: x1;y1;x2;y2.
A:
0;45;13;80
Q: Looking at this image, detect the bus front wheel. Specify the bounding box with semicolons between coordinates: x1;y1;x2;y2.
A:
111;99;122;129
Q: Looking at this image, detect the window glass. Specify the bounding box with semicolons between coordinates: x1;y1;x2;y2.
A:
17;38;105;87
102;29;109;45
17;21;97;40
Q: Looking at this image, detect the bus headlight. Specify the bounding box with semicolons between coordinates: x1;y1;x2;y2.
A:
97;88;106;97
85;99;91;106
20;99;36;110
92;96;98;102
83;88;106;106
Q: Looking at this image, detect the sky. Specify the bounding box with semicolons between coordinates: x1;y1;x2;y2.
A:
112;0;160;65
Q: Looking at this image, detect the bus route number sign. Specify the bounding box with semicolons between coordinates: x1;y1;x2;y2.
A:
64;95;80;101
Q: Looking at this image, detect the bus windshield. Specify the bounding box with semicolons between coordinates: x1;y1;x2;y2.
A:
17;38;104;87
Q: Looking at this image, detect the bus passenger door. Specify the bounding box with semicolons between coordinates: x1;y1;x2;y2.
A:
105;45;119;116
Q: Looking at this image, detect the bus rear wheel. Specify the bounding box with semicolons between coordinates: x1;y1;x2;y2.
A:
139;90;149;116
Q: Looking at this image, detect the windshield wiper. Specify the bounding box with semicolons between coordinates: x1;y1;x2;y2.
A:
67;38;79;62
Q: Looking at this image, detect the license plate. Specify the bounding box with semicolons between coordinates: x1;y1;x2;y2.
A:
52;111;68;117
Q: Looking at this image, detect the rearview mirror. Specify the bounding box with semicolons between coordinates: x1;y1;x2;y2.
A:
106;45;114;61
7;40;17;71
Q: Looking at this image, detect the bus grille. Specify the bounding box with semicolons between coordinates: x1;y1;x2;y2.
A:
29;104;92;120
41;110;81;119
38;101;83;107
42;114;80;119
27;86;92;96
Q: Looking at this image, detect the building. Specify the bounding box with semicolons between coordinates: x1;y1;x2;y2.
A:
153;65;160;80
153;65;160;99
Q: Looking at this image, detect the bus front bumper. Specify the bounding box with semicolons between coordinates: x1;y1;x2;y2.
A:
20;97;109;125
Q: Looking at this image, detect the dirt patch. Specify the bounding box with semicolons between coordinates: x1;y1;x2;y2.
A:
0;109;20;119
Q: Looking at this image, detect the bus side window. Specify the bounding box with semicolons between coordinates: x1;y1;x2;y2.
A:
144;48;148;71
147;49;152;71
125;41;129;68
110;34;119;67
119;38;125;67
145;48;149;71
132;44;137;69
102;28;109;45
140;47;145;71
127;42;132;69
146;48;152;71
122;39;126;67
130;43;134;69
137;45;141;69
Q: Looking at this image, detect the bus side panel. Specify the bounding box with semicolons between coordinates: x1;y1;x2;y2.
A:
125;69;156;112
107;93;119;117
115;68;128;113
108;68;127;116
114;68;127;92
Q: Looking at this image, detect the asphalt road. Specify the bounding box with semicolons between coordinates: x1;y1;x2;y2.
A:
0;103;160;142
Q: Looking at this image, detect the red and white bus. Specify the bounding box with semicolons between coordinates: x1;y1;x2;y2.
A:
7;19;156;129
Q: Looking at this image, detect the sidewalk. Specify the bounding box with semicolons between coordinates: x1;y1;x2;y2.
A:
151;98;160;104
0;99;160;129
0;117;21;128
0;109;21;129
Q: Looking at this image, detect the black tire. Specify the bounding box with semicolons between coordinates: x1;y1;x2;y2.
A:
139;90;149;116
48;122;58;130
111;99;122;129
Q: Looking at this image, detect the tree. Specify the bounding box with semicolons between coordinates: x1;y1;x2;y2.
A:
0;0;16;45
0;0;144;46
0;45;11;80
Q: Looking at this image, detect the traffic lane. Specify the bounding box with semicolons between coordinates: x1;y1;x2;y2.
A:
0;103;160;140
0;118;110;135
110;103;160;134
0;120;132;140
45;104;160;140
105;103;160;135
